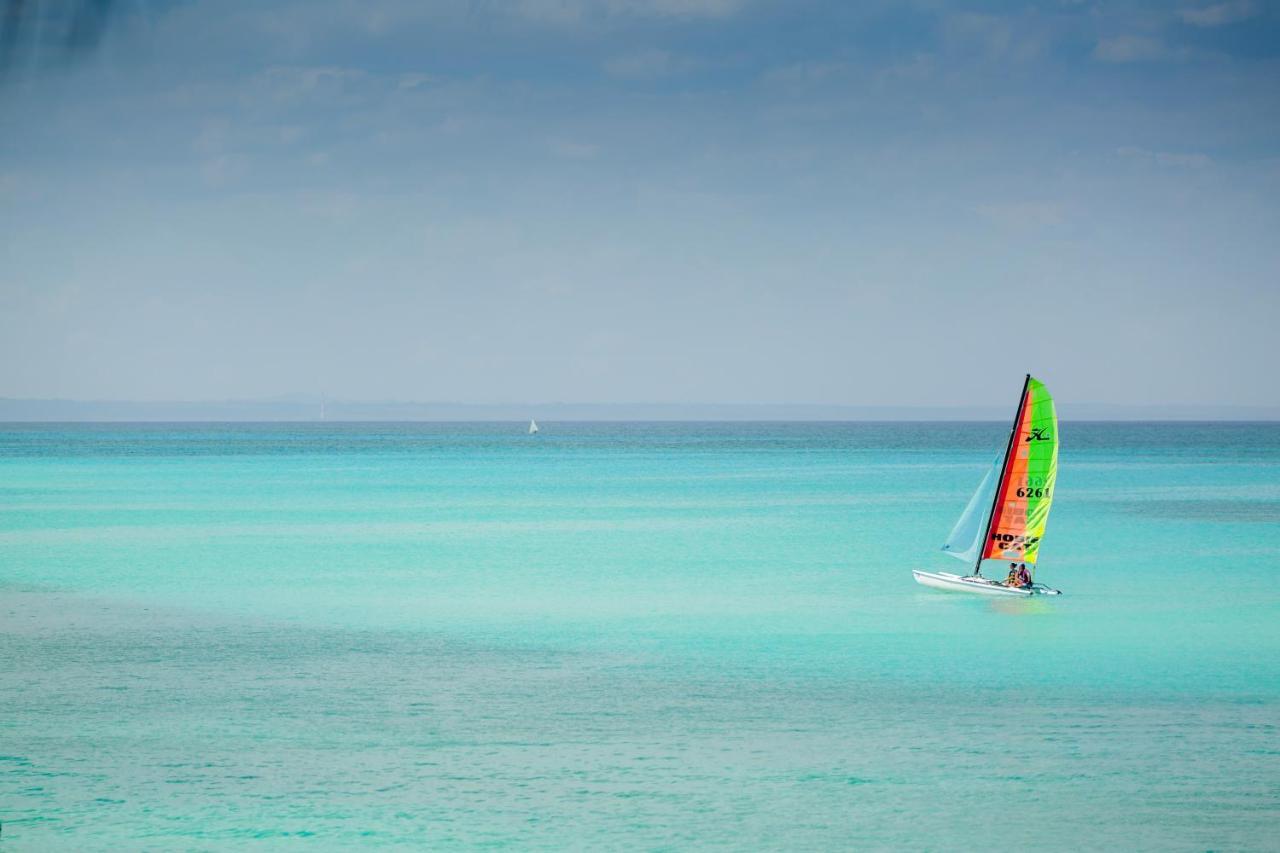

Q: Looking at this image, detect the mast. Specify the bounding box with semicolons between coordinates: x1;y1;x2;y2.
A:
973;373;1031;576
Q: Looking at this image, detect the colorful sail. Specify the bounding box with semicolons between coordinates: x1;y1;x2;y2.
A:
981;376;1058;564
941;455;1000;564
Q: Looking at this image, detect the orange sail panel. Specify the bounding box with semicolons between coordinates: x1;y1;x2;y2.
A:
982;377;1058;564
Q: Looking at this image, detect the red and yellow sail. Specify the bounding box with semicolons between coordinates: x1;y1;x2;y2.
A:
982;377;1058;564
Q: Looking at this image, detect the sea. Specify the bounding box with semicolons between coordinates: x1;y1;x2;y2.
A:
1;421;1277;849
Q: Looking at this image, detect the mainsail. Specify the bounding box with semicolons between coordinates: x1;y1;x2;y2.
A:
981;376;1058;565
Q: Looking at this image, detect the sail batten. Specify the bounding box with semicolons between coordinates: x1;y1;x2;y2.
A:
980;376;1058;564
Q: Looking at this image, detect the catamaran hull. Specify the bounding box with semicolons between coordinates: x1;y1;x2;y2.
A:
912;570;1060;597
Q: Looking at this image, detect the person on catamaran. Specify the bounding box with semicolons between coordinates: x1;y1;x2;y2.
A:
1004;563;1020;587
1016;564;1032;587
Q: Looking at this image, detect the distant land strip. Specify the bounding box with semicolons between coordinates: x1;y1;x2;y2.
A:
1;398;1278;422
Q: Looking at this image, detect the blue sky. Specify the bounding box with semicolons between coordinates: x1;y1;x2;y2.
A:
1;0;1278;408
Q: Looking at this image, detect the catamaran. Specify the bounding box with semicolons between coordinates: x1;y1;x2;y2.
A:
528;419;539;435
913;374;1062;597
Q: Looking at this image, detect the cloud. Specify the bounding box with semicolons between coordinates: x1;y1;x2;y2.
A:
760;60;849;87
258;66;372;102
1093;35;1180;63
943;13;1011;58
0;0;121;81
942;12;1044;64
875;54;934;85
603;48;696;79
974;202;1064;229
632;0;742;16
514;0;743;26
1116;147;1212;168
200;153;248;187
761;53;932;92
397;73;432;90
1178;1;1258;26
547;138;600;159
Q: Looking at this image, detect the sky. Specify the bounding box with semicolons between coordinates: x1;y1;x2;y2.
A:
1;0;1278;410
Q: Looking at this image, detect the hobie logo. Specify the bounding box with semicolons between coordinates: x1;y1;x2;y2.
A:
1025;428;1051;442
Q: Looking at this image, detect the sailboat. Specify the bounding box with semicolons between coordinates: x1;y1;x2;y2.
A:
528;419;539;435
913;374;1062;597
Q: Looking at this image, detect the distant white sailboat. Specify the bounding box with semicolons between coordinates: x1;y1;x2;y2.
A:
528;419;539;435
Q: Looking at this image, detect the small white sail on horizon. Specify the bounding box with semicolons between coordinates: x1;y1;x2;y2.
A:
528;419;539;435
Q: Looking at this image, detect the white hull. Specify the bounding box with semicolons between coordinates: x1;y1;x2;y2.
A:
912;570;1060;597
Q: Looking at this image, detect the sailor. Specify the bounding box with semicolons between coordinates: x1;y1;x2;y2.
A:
1005;563;1020;587
1016;564;1032;587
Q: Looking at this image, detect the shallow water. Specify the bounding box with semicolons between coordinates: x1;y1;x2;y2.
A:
2;422;1278;848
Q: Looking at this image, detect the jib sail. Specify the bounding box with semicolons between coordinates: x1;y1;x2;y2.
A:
941;454;1001;564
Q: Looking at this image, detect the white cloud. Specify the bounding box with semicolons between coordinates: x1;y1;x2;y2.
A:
760;60;849;87
942;13;1044;64
944;13;1011;58
974;201;1064;229
875;53;935;84
604;48;697;79
1178;1;1258;27
299;191;362;220
397;73;432;90
1093;35;1179;63
547;138;600;159
632;0;742;15
200;153;248;187
1116;147;1212;168
514;0;743;26
258;66;371;101
512;0;585;25
761;54;932;92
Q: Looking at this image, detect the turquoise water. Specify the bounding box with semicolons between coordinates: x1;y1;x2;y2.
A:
2;422;1278;849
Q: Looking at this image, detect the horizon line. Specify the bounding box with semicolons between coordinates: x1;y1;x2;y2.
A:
3;419;1280;426
1;396;1278;424
3;396;1278;410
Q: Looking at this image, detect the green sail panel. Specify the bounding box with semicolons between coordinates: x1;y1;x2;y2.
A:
982;377;1058;564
